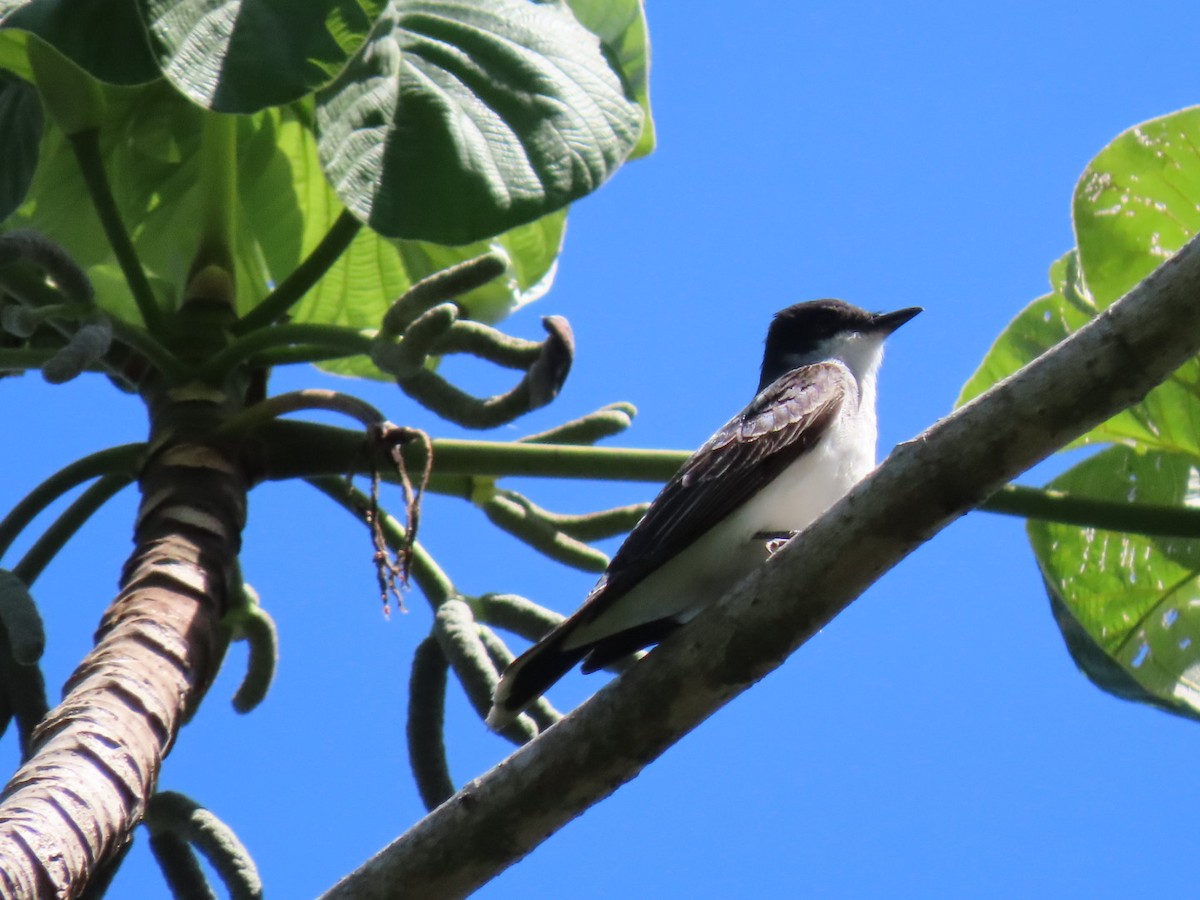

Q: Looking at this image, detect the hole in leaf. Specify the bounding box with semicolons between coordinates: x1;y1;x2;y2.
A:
1131;643;1150;668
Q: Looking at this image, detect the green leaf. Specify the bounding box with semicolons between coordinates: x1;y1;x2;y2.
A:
298;213;567;380
1074;106;1200;306
0;2;623;359
0;28;30;78
1046;588;1178;715
241;104;566;378
0;0;160;85
27;35;106;135
3;77;566;352
567;0;654;158
1029;446;1200;722
960;107;1200;458
957;106;1200;722
4;81;286;320
0;69;41;220
315;0;644;244
136;0;386;112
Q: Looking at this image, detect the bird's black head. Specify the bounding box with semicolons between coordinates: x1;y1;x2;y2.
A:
758;299;921;391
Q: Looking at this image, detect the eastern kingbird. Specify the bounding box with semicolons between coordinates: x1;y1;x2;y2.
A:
487;299;921;730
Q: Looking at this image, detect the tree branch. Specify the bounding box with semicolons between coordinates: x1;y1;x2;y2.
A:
320;232;1200;899
198;323;374;378
233;210;362;334
12;473;133;586
0;444;142;560
253;420;688;484
981;483;1200;537
68;131;163;333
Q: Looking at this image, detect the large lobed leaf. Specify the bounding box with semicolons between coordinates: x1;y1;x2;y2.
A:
137;0;388;111
959;108;1200;456
959;106;1200;721
241;104;566;377
1030;448;1200;721
135;0;652;242
3;86;564;346
566;0;654;159
0;0;653;364
315;0;645;243
0;0;159;85
1073;108;1200;306
1;0;651;248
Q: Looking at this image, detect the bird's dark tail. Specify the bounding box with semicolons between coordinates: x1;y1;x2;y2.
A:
486;622;588;731
487;616;682;730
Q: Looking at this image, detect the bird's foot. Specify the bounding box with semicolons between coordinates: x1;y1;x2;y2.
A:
754;530;797;556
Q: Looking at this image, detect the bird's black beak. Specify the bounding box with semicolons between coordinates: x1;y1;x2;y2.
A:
870;306;923;334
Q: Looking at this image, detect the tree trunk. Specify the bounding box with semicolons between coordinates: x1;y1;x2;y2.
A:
0;404;247;897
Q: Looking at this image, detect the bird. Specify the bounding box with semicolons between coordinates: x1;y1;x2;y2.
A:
486;299;921;730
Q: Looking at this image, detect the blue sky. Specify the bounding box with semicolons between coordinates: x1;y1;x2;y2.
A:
3;2;1200;897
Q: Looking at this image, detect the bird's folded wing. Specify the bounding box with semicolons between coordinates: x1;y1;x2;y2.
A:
573;361;851;627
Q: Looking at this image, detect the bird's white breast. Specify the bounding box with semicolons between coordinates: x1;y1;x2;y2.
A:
735;384;877;536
